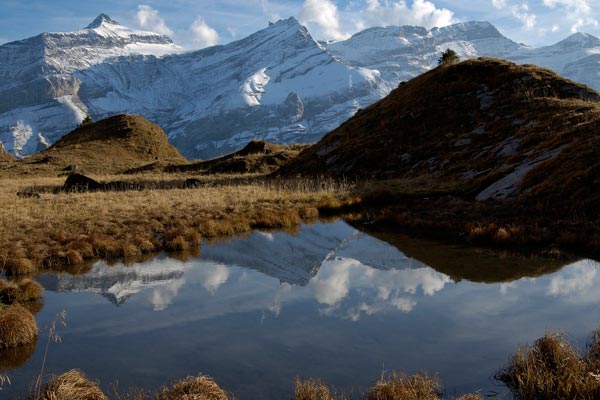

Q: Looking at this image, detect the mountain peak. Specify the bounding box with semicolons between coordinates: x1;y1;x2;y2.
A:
557;31;600;47
86;14;119;29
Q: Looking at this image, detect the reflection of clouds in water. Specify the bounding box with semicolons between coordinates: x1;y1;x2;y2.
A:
500;282;516;295
310;257;450;320
311;259;353;305
150;280;184;311
548;260;598;296
196;263;230;294
256;232;275;241
268;283;293;317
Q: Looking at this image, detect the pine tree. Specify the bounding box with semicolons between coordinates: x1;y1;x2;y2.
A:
438;49;459;65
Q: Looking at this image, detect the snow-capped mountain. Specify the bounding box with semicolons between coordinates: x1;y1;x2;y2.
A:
2;15;600;159
0;14;181;157
325;22;600;89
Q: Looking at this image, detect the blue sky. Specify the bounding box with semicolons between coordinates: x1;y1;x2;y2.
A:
1;0;600;48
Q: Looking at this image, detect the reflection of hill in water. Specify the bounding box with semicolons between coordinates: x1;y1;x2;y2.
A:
353;224;566;283
36;222;427;305
200;222;426;286
36;221;573;308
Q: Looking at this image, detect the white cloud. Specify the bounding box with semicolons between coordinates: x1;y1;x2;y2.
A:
542;0;598;32
197;264;230;294
300;0;348;41
190;16;220;48
488;0;537;31
135;5;174;36
352;0;455;31
548;260;597;296
512;3;537;30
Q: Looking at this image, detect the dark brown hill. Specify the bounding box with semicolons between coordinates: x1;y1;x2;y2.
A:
1;114;186;175
167;140;308;174
279;58;600;205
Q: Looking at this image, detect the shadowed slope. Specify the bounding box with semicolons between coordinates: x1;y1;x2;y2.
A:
167;140;308;174
279;58;600;202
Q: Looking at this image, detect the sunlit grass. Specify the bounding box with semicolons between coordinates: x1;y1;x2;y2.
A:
0;174;352;275
496;331;600;399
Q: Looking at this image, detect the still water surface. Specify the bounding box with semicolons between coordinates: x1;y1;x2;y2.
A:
3;221;600;399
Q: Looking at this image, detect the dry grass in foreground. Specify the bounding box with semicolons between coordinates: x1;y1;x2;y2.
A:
292;373;482;400
0;174;352;275
0;304;38;348
36;370;484;400
37;369;108;400
496;331;600;399
0;278;44;304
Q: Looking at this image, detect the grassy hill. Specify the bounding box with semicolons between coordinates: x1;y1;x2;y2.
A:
280;57;599;199
279;58;600;254
0;114;186;176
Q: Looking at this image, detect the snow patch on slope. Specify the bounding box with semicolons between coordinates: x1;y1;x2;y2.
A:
241;68;270;106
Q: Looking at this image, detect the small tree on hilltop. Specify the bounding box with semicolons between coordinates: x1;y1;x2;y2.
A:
79;115;94;127
438;48;459;65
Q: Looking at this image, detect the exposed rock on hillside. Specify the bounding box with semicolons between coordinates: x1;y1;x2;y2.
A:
0;143;13;161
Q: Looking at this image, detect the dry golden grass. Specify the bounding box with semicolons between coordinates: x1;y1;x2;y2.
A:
496;332;600;399
157;375;229;400
0;278;44;304
0;304;38;348
293;378;337;400
0;174;351;274
366;372;441;400
38;369;108;400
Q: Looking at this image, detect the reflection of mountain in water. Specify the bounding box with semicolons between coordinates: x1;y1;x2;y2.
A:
37;222;429;307
37;221;575;314
38;260;186;306
200;222;426;286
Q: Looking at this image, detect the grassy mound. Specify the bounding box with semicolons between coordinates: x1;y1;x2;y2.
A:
1;114;186;176
157;374;229;400
38;369;108;400
280;57;599;188
366;372;441;400
496;331;600;399
293;378;337;400
0;304;38;348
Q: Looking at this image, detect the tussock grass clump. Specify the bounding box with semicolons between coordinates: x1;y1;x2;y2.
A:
496;332;600;400
157;374;229;400
366;372;441;400
38;369;108;400
293;378;337;400
0;278;44;304
0;304;38;348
